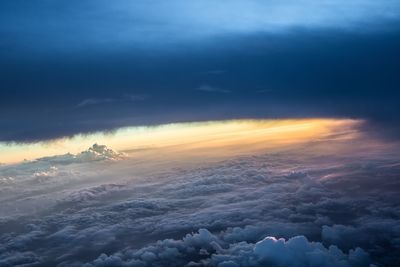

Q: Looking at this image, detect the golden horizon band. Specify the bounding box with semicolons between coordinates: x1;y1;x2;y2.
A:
0;118;362;164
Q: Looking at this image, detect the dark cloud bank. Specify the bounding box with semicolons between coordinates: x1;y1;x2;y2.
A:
1;142;400;266
1;1;400;142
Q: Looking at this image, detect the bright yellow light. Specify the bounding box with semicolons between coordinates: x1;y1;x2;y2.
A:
0;119;362;164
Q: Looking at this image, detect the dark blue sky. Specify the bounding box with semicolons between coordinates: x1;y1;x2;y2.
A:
1;0;400;142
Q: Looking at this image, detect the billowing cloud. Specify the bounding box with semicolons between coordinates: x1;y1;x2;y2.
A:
0;135;399;266
37;143;124;164
84;229;374;267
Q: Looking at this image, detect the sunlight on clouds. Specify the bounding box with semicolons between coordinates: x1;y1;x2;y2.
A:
0;119;361;164
1;117;398;266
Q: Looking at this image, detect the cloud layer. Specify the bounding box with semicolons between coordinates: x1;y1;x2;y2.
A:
1;1;400;142
84;229;374;267
1;137;399;266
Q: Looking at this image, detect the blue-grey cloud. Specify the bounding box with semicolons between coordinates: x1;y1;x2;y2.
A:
77;98;117;108
0;0;400;142
1;0;399;54
196;84;231;94
1;141;399;266
84;229;374;267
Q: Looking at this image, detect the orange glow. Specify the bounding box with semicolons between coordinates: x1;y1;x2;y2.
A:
0;119;362;164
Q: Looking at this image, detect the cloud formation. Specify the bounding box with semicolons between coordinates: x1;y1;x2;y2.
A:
0;137;399;266
37;143;123;164
77;98;116;108
0;1;399;142
196;85;231;94
84;229;374;267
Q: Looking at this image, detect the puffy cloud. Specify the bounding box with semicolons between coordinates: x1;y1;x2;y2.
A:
0;142;399;266
83;229;374;267
0;251;40;267
0;144;122;188
38;143;124;164
0;144;125;219
64;183;126;203
0;144;122;191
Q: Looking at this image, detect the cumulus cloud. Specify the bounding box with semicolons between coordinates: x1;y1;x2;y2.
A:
64;183;126;203
0;144;124;218
0;251;40;267
0;140;399;266
37;143;124;164
84;229;375;267
0;144;121;192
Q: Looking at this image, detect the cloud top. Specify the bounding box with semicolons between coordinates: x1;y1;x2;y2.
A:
37;143;123;164
85;229;374;267
1;137;399;266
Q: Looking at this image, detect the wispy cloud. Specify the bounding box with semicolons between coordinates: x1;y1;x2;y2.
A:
195;84;231;93
125;94;148;101
76;98;116;108
76;94;148;109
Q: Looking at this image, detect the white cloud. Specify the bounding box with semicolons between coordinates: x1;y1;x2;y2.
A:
0;141;399;266
83;229;374;267
37;143;124;164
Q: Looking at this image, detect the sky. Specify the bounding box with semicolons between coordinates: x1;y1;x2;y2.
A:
1;0;400;143
1;1;400;267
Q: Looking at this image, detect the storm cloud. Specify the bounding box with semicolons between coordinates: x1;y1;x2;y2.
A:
1;1;400;142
